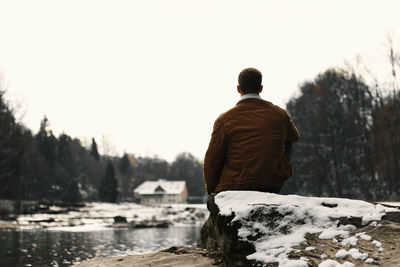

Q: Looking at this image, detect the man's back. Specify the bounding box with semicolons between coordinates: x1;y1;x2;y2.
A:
203;97;299;194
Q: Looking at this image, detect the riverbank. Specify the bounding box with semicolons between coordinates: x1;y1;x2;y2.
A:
1;202;208;230
73;247;217;267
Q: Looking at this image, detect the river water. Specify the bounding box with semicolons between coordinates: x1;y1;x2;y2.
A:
0;202;208;267
0;225;202;266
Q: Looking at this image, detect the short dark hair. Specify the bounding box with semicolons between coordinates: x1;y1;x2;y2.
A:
238;68;262;94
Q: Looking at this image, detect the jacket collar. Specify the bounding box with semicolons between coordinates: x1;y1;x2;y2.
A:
237;93;261;104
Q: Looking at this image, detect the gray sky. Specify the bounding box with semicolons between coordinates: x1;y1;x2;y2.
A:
0;0;399;162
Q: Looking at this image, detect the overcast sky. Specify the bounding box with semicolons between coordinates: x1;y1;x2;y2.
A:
0;0;399;162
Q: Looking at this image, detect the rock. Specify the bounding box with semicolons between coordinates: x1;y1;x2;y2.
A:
113;216;127;224
132;220;169;228
198;191;400;267
0;208;10;220
198;193;256;267
111;220;169;228
73;246;215;267
28;218;55;223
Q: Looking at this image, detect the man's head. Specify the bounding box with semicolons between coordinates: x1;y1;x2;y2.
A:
237;68;263;95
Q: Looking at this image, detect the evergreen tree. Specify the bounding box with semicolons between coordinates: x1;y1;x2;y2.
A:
35;116;58;167
0;90;33;199
61;179;82;203
98;161;118;202
117;153;133;199
118;153;131;175
90;137;100;161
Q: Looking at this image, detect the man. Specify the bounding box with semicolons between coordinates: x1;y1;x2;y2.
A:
203;68;300;194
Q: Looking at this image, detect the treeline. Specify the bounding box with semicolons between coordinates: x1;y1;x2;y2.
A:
2;44;399;203
0;93;204;203
282;61;400;200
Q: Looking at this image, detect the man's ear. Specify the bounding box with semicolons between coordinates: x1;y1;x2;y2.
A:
259;85;263;93
237;85;243;95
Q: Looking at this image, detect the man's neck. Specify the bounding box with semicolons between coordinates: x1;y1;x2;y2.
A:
237;93;261;104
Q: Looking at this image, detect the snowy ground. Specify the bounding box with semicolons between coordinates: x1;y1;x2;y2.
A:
7;202;208;231
215;192;400;267
379;202;400;207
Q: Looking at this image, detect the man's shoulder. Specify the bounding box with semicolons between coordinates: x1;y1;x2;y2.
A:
234;99;288;114
268;101;289;116
216;99;289;123
216;105;240;122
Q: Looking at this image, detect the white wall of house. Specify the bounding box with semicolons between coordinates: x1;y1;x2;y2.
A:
134;181;188;205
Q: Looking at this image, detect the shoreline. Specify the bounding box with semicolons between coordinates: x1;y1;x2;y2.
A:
72;246;217;267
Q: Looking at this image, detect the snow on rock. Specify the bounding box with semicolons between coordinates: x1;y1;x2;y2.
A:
356;232;372;241
216;191;395;222
346;248;368;260
341;236;358;247
372;240;382;248
213;191;395;265
335;249;348;259
379;202;400;207
335;248;368;260
318;259;355;267
365;258;374;263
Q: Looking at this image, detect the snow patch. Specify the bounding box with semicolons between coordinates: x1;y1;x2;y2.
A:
15;202;208;230
365;258;374;263
335;249;348;259
372;240;382;248
355;232;371;241
347;248;368;260
215;191;394;266
341;236;358;247
318;259;355;267
379;202;400;207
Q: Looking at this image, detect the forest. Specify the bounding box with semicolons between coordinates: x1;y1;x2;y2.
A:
1;44;399;203
0;102;204;203
282;45;400;201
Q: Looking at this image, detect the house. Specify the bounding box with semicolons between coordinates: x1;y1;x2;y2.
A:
133;179;187;205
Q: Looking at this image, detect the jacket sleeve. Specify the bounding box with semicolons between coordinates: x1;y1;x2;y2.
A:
203;117;227;194
286;115;300;144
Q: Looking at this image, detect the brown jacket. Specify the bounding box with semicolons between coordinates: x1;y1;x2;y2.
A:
203;98;299;194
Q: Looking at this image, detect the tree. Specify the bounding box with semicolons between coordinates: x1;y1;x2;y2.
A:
282;69;376;199
98;161;118;202
35;116;58;167
371;92;400;199
131;156;169;189
117;153;134;199
61;179;82;203
90;137;100;161
0;89;34;200
169;152;205;197
118;153;131;175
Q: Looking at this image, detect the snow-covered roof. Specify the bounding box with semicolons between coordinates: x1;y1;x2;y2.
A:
134;179;186;195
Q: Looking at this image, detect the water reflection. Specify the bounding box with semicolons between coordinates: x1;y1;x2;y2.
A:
0;226;201;267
